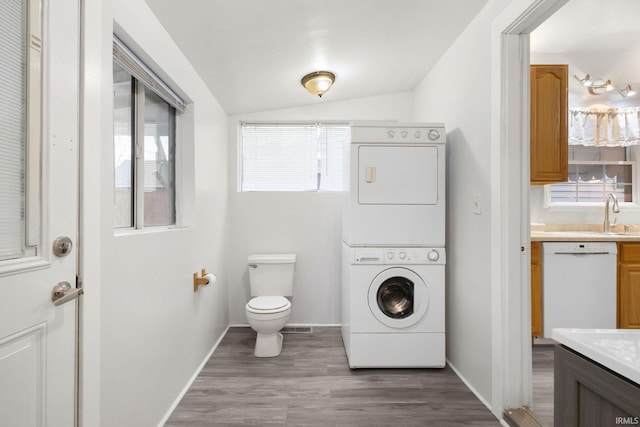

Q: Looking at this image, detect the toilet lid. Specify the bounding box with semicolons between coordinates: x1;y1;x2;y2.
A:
247;296;290;312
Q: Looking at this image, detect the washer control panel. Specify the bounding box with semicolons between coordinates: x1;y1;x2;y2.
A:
352;247;446;265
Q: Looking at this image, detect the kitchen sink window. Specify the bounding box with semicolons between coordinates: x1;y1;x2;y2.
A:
547;146;635;203
547;108;639;205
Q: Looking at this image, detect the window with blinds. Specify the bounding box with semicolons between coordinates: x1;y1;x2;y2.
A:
1;0;29;261
547;145;637;204
548;109;640;205
240;123;350;191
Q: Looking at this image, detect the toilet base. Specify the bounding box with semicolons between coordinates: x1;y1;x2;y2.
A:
254;332;284;357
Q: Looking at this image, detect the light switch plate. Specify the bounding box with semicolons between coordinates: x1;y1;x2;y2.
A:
473;194;482;215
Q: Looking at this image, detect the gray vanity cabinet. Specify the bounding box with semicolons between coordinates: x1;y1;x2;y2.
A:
555;344;640;426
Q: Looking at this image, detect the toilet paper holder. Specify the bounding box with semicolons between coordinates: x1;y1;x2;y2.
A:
193;269;213;292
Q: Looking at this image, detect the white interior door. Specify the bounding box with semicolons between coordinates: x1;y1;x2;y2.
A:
357;145;439;205
0;0;80;426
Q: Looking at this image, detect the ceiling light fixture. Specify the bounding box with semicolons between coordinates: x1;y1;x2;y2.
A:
622;84;636;98
573;74;636;98
301;71;335;97
575;74;592;86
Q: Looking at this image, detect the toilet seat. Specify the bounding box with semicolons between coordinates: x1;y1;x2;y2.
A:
246;296;291;314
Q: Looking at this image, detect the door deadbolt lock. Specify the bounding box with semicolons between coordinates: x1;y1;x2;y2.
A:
53;236;73;257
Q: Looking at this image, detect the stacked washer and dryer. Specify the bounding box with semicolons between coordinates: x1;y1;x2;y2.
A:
342;122;446;368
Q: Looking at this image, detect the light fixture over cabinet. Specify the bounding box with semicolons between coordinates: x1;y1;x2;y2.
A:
301;71;335;97
573;74;636;98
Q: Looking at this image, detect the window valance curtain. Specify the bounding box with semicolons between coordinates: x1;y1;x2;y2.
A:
569;107;640;147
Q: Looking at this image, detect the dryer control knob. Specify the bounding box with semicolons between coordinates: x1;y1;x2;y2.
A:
387;130;395;138
386;251;394;260
428;129;440;141
427;250;440;262
399;251;406;259
401;130;408;138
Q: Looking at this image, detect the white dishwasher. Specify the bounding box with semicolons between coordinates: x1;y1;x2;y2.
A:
543;242;617;338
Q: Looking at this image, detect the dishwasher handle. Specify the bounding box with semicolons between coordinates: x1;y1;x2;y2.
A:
553;251;612;255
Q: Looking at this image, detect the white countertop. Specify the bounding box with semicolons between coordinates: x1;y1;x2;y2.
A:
552;328;640;386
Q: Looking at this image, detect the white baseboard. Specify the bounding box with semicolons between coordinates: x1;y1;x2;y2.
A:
446;359;503;424
228;323;342;328
158;325;230;427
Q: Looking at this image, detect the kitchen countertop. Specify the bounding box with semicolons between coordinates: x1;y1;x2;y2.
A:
552;328;640;386
531;223;640;242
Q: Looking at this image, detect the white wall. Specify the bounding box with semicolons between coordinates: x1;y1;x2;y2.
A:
227;92;413;325
82;0;229;426
529;51;640;225
413;0;512;412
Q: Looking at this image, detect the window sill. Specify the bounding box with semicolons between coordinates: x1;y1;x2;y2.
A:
546;201;638;207
114;224;192;237
239;190;347;193
542;202;640;213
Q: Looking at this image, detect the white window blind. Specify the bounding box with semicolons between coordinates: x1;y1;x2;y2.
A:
113;56;177;229
0;0;27;260
113;36;186;112
240;123;350;191
547;146;636;204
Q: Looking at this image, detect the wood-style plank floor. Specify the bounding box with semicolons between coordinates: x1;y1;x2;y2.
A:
531;345;554;427
165;327;500;426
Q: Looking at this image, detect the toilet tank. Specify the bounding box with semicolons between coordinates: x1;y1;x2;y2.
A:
247;254;296;297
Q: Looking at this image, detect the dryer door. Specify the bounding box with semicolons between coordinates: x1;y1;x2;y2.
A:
358;145;438;205
368;267;429;329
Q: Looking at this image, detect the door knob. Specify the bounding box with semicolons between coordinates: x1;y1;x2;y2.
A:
52;281;83;306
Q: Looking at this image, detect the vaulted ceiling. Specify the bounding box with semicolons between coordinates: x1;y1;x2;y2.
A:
531;0;640;55
144;0;640;115
144;0;489;115
531;0;640;99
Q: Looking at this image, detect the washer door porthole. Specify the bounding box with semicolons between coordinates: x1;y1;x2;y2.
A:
377;277;414;319
368;267;429;329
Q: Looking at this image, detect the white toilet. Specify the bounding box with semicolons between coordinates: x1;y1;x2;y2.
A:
245;253;296;357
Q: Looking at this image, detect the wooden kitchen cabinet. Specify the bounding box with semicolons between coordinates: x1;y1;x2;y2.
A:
531;241;543;336
617;242;640;329
530;64;568;184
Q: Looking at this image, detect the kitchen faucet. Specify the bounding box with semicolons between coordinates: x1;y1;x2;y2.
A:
604;193;620;233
